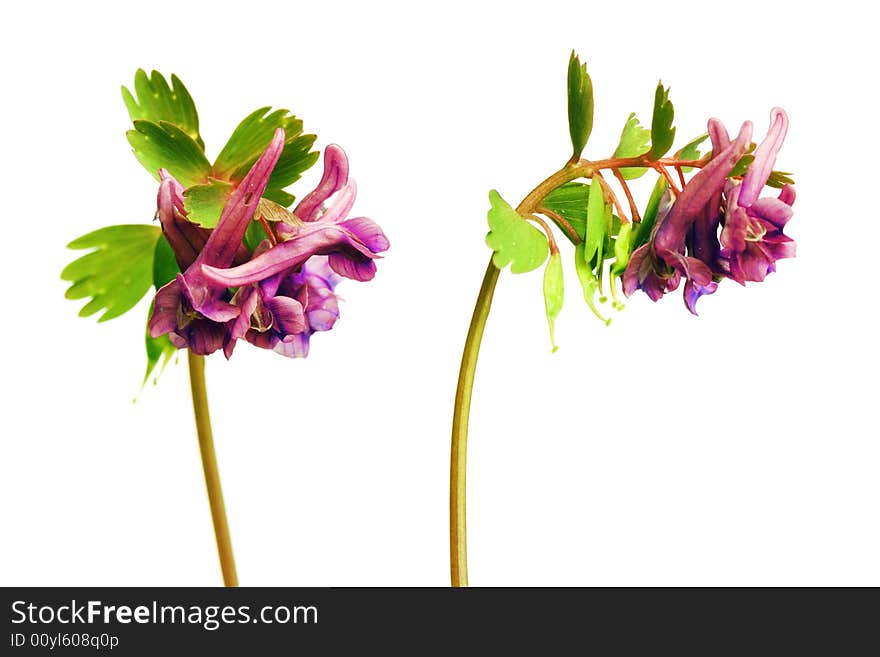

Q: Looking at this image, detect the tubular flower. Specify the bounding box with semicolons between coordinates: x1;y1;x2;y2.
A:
719;108;796;284
623;121;753;311
148;129;286;355
201;145;389;358
148;133;389;357
240;256;342;359
623;108;796;314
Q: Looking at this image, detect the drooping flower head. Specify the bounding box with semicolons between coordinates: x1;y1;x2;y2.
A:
719;108;796;284
623;108;795;314
623;121;752;311
148;129;389;357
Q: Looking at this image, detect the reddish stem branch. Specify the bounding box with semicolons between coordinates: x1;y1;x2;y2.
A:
536;206;581;244
611;169;642;223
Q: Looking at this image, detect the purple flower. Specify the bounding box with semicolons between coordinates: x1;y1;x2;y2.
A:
149;129;287;354
623;121;753;312
719;108;796;284
201;145;389;358
229;256;342;359
149;134;388;358
155;171;209;270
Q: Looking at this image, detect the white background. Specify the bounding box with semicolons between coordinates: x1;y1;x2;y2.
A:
1;0;877;586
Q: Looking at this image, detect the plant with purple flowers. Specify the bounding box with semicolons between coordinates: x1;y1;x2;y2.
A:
62;71;388;586
449;52;796;586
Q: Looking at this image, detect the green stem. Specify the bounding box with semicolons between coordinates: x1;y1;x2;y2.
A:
450;257;500;587
448;154;709;586
187;350;238;587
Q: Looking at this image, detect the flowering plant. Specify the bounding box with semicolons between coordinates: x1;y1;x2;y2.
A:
449;53;795;586
62;71;388;585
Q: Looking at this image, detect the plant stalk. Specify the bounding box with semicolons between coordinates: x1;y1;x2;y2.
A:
450;258;500;587
448;154;708;586
187;350;238;587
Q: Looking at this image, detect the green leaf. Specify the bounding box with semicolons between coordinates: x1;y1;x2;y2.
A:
766;170;795;189
730;154;755;178
614;113;651;179
62;225;161;322
542;252;564;352
541;182;589;241
214;107;304;179
263;188;297;207
583;182;608;265
153;233;180;289
632;176;669;250
265;134;320;198
567;51;594;161
122;70;203;150
675;133;708;172
143;305;176;386
574;243;610;325
127;120;211;187
649;82;675;159
183;178;234;228
212;108;319;208
485;190;548;274
610;222;635;276
244;218;271;252
143;236;181;387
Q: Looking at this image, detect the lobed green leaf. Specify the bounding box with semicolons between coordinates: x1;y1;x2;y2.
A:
213;108;319;208
567;51;594;161
122;70;203;150
214;107;304;179
183;178;234;228
675;133;709;172
127;120;211;187
541;182;589;241
614;113;651;179
62;225;161;322
485;190;549;274
649;82;676;159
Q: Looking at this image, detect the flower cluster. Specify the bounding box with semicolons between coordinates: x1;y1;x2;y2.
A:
622;108;795;313
148;129;389;357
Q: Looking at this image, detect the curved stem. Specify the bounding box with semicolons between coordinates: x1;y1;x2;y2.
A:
187;351;238;587
450;257;500;587
448;152;709;586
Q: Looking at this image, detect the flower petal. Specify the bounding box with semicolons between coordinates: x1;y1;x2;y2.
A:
683;277;718;315
274;333;310;358
176;273;240;322
156;170;209;270
148;279;182;338
654;121;753;253
265;295;306;335
293;144;349;222
739;107;788;207
339;217;390;253
318;180;358;224
197;128;286;269
778;184;796;207
750;197;794;228
201;223;379;287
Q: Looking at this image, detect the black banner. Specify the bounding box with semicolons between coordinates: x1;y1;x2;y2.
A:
1;587;873;654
